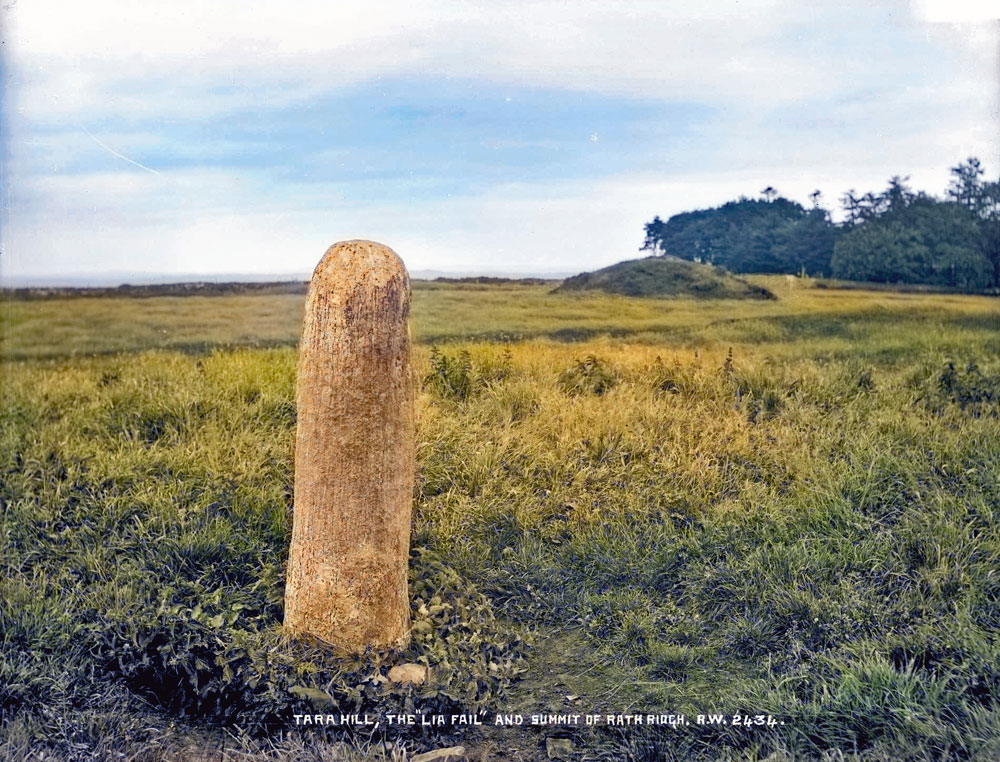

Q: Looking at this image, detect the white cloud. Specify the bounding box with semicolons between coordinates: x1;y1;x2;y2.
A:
8;0;993;124
919;0;1000;22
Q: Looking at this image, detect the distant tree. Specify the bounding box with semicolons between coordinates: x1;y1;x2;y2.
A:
840;189;864;225
883;176;915;213
948;157;1000;287
641;158;1000;288
773;206;840;276
948;157;986;210
831;221;925;283
832;177;988;289
641;195;838;275
640;215;667;255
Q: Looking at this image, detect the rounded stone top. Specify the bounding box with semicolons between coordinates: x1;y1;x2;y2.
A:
312;240;409;289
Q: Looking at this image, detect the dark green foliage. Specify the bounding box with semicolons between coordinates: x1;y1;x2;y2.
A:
948;157;1000;288
935;361;1000;416
641;196;839;276
856;368;875;391
426;346;475;400
832;195;989;288
558;355;618;396
553;256;776;299
424;346;513;401
641;158;1000;290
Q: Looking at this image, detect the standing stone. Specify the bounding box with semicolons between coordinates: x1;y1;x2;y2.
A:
284;240;415;651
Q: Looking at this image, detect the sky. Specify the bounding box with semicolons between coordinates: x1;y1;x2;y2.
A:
1;0;998;282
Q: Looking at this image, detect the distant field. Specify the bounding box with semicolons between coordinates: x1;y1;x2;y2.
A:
2;279;1000;760
3;276;998;360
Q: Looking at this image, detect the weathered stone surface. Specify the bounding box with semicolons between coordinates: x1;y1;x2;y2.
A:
284;240;415;651
411;747;467;762
545;737;574;760
387;662;428;685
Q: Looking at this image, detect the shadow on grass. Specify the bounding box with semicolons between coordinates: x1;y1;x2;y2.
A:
5;338;300;362
713;308;1000;344
420;324;695;345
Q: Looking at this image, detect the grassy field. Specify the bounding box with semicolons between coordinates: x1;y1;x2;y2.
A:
2;278;1000;760
4;277;997;359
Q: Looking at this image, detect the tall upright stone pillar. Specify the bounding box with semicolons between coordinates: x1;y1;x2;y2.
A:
284;240;414;651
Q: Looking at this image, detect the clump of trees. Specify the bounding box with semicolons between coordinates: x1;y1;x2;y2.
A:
641;194;837;276
640;158;1000;291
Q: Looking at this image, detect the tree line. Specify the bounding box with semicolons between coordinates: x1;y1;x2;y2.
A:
640;158;1000;291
